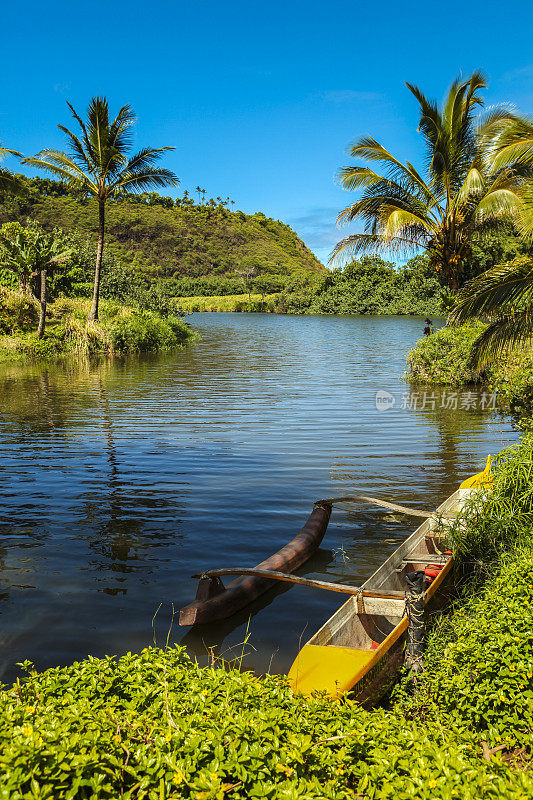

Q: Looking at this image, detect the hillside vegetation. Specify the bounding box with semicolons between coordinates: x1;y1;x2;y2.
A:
0;177;324;280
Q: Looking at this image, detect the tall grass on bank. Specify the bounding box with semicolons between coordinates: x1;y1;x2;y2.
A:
446;436;533;571
175;293;278;314
0;289;196;361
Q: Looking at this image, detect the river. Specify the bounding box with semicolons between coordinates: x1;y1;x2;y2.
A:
0;313;517;682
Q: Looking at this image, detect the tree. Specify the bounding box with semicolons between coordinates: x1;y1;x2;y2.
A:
236;264;258;301
0;222;72;337
0;222;36;294
33;231;72;337
0;146;22;194
332;72;524;292
23;97;178;321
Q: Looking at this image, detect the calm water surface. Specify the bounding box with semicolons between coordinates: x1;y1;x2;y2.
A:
0;313;517;681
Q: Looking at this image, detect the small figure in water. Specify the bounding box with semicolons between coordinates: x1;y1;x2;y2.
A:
423;317;432;336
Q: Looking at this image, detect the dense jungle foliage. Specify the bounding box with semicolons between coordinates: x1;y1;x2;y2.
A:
1;435;532;799
407;323;533;424
0;176;324;280
2;179;532;320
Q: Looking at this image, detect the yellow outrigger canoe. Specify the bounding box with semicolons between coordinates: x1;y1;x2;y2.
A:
287;457;492;706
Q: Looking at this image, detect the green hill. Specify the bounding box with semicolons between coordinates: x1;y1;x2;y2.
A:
0;177;324;281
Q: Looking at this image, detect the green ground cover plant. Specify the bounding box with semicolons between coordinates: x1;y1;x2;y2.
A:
1;436;532;798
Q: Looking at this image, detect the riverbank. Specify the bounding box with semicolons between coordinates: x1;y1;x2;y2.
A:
175;293;278;314
1;434;531;797
407;322;533;423
0;287;197;362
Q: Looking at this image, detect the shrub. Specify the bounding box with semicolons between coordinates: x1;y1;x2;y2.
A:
0;287;39;334
407;322;487;385
445;434;533;569
407;323;533;425
109;312;192;353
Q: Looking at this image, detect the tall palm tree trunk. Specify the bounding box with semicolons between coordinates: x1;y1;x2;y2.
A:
37;268;47;338
88;200;105;322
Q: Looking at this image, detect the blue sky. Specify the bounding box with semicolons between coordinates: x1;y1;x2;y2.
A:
2;0;533;264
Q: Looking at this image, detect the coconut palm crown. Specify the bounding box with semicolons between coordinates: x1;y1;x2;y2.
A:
23;97;178;320
331;72;525;291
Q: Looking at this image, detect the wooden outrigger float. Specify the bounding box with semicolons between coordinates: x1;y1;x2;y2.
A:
181;457;492;705
179;501;333;626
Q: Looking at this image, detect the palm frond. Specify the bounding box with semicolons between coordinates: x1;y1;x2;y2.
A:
329;230;428;265
337;165;385;191
111;166;178;194
492;117;533;170
469;309;533;368
449;257;533;323
121;146;175;177
57;125;93;173
475;187;522;221
0;147;22;161
23;152;96;193
108;104;136;153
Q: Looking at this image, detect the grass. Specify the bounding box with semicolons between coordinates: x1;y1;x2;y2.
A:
1;435;533;798
0;289;197;362
175;294;278;313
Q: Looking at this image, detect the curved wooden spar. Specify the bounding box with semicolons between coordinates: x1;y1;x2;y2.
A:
322;495;454;519
192;567;404;599
179;502;332;626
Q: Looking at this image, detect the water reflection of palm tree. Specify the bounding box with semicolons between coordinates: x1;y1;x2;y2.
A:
81;374;188;585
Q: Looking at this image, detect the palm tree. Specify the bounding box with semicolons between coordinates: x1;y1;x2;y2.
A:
23;97;178;321
331;72;523;292
0;147;22;193
447;114;533;367
489;115;533;238
0;223;71;337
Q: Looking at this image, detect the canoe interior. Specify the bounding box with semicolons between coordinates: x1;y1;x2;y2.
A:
304;487;465;651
